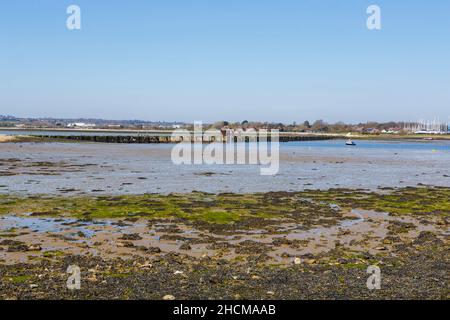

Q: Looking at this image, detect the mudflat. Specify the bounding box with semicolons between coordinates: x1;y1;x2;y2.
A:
0;187;448;299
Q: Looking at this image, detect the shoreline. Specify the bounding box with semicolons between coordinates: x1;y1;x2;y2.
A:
2;127;450;143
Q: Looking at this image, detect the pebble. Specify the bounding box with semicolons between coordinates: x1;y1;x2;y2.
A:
294;257;302;265
27;245;42;251
163;294;175;300
140;262;152;269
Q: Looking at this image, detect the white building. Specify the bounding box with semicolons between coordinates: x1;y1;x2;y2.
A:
67;122;96;128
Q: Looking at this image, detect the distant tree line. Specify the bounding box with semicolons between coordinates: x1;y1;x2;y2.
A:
1;115;411;133
204;120;409;133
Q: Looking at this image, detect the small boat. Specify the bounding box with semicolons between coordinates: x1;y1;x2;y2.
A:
345;139;356;146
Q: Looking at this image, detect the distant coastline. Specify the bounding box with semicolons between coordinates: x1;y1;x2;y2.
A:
2;127;450;144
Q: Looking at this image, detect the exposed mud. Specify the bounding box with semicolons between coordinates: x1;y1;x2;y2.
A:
0;187;448;299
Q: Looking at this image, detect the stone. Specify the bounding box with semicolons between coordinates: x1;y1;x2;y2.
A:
179;243;191;250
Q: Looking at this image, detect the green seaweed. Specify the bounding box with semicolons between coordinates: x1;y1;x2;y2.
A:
10;275;32;284
0;187;448;225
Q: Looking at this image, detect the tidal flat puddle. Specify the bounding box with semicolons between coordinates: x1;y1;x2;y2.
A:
0;206;447;266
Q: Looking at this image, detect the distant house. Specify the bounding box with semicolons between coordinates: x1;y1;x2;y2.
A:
363;128;380;134
381;128;400;134
67;122;96;128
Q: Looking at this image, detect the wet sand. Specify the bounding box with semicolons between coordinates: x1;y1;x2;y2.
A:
1;140;450;195
0;208;446;265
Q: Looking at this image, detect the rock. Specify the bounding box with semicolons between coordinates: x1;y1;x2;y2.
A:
414;231;443;245
375;246;388;251
329;204;341;211
113;221;132;227
122;242;135;248
119;233;142;241
173;270;183;275
87;274;97;282
294;257;302;265
163;294;175;300
29;284;38;289
266;291;275;295
140;262;152;269
146;246;161;254
27;244;42;251
7;244;29;252
179;243;191;250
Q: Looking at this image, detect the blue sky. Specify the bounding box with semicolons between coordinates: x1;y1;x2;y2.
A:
1;0;449;123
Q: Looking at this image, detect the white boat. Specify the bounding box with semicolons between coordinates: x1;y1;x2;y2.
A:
345;139;356;146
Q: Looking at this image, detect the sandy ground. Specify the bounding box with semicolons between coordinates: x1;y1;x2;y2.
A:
0;135;16;143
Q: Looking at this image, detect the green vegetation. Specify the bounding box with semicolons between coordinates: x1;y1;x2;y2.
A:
0;187;448;225
0;191;343;225
42;250;66;258
302;186;450;216
10;275;32;284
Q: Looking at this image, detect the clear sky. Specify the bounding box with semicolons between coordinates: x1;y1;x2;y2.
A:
1;0;449;123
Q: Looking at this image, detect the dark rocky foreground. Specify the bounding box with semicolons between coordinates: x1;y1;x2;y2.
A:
0;234;448;300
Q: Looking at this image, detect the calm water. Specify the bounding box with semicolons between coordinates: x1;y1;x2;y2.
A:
1;139;449;195
285;139;450;151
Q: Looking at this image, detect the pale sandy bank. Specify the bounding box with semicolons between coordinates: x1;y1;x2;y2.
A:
0;135;16;143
